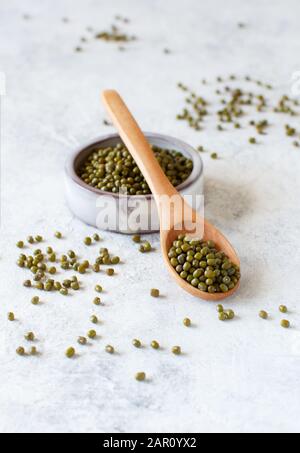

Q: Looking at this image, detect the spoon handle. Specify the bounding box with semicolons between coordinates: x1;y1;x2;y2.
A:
101;90;178;203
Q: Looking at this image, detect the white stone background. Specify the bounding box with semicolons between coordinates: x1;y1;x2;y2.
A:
0;0;300;434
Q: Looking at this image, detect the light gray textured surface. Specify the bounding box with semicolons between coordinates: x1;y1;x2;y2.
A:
1;0;300;434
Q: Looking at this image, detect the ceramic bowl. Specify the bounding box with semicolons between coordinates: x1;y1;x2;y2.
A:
65;132;204;234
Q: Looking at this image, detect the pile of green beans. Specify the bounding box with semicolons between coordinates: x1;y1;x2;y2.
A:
77;144;193;195
168;235;240;293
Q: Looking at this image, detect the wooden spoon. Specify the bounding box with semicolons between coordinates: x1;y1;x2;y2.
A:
101;90;240;301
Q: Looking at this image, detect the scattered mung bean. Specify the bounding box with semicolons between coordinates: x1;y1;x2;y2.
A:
259;310;268;319
93;264;100;272
106;268;114;276
84;237;92;246
90;315;98;324
23;280;32;288
87;329;97;339
93;297;101;305
111;256;120;265
30;346;37;355
151;340;159;349
78;336;87;345
226;309;235;320
8;312;15;321
31;296;39;305
135;372;146;381
71;281;80;290
24;332;35;341
105;345;114;354
281;320;290;329
219;312;227;321
183;318;191;327
132;339;141;348
172;346;181;355
66;347;75;358
16;347;25;356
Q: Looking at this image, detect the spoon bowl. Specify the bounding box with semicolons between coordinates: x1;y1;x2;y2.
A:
101;90;240;301
161;222;240;301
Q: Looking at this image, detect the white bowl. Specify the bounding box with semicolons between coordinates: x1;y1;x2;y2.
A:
65;132;204;234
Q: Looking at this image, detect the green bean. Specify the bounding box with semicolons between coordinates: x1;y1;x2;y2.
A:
111;256;120;265
87;330;97;339
259;310;268;319
151;340;159;349
78;264;86;274
172;346;181;355
93;297;101;306
168;235;240;294
25;332;35;341
219;312;227;321
78;336;87;345
281;320;290;328
8;312;15;321
78;144;193;195
183;318;191;327
31;296;39;305
23;280;32;288
71;281;80;290
84;237;92;246
106;268;114;276
66;347;75;358
93;264;100;273
105;345;114;354
90;315;98;324
63;279;71;288
135;372;146;381
226;309;235;320
132;339;141;348
16;347;25;356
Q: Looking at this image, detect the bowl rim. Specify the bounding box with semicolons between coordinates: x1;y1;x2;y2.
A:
65;132;203;200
